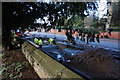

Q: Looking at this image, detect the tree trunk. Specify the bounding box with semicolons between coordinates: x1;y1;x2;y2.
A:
2;26;13;50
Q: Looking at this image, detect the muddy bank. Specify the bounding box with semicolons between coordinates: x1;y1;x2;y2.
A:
65;48;120;78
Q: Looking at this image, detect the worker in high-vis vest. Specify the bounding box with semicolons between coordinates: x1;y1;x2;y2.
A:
49;38;53;45
34;38;38;44
34;38;36;43
38;39;43;48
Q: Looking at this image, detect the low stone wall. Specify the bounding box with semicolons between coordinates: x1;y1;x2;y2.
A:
22;41;85;79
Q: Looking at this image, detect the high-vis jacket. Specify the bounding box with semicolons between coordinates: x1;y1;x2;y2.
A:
39;39;43;45
34;38;38;44
49;38;53;45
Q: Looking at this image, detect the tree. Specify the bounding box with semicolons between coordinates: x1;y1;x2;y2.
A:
2;2;39;49
84;15;94;27
56;2;98;44
2;2;98;49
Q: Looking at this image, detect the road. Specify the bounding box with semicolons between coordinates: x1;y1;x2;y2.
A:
27;32;120;52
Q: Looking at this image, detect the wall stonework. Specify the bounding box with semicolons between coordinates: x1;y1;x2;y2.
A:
22;41;85;79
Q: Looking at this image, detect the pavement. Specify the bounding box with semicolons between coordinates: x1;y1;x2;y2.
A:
27;32;120;52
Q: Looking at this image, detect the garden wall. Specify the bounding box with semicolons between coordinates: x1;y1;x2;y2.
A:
22;41;85;79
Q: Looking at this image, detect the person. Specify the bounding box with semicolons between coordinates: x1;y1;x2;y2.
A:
38;39;42;48
49;38;53;45
34;38;38;44
34;38;36;43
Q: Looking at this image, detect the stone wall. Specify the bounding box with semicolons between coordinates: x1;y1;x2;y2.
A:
22;41;85;79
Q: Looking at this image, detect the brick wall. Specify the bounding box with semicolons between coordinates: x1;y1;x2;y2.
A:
48;29;120;39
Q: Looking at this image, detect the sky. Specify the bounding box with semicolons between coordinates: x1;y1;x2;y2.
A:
36;0;108;23
96;0;107;18
86;0;107;19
